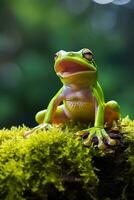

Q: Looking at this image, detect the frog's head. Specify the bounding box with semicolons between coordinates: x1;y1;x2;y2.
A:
54;48;97;85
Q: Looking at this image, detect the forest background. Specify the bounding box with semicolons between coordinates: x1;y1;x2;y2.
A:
0;0;133;128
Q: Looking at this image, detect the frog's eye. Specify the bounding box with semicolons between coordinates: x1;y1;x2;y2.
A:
82;49;93;61
54;52;59;61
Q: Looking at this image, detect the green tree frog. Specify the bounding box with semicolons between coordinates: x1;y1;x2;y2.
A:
25;48;120;149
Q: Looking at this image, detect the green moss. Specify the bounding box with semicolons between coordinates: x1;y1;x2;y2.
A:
120;116;134;200
0;125;98;200
0;117;134;200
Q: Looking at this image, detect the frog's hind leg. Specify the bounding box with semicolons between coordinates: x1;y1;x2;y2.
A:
104;100;120;130
35;105;69;125
35;109;47;124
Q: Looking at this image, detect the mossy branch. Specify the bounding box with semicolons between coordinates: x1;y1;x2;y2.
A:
0;116;134;200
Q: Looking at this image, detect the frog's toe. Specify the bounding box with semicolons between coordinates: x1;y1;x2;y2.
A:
107;137;116;146
101;129;116;146
83;129;95;146
83;138;92;146
24;123;52;138
75;129;89;137
98;141;106;150
24;130;32;138
98;136;106;149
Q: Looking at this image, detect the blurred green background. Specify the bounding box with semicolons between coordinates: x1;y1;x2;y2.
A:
0;0;133;128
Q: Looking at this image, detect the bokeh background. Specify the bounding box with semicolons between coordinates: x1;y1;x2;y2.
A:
0;0;133;128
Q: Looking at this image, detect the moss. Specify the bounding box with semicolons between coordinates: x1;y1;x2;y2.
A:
0;125;98;200
120;116;134;200
0;117;134;200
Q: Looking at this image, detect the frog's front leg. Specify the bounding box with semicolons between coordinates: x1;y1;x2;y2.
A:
76;82;118;149
76;106;116;149
24;87;64;138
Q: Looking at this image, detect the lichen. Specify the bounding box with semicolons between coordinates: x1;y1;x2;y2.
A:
0;117;134;200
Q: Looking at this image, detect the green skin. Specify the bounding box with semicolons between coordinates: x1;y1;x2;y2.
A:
25;48;120;149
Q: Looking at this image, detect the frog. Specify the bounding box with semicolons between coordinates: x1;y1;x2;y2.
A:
24;48;120;149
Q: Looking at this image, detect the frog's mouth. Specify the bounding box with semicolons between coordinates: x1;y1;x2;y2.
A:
55;59;96;77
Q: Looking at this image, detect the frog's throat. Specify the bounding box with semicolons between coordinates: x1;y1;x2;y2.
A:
59;71;97;86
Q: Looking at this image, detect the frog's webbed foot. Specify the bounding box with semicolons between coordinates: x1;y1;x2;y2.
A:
75;127;116;149
24;123;52;138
